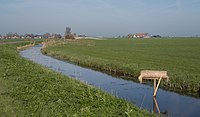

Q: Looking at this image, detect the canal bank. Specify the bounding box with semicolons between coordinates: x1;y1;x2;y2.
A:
20;45;200;117
0;44;152;116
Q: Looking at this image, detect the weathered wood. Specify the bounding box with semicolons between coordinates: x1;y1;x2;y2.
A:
138;70;169;97
153;77;162;97
138;70;169;83
154;79;156;91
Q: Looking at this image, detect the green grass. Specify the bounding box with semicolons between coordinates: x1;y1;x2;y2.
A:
0;38;42;42
42;38;200;96
0;43;152;116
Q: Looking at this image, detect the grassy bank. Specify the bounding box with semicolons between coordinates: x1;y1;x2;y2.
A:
0;43;152;116
42;38;200;96
0;38;42;42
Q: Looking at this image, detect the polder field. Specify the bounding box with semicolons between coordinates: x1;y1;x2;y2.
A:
42;38;200;96
0;41;153;116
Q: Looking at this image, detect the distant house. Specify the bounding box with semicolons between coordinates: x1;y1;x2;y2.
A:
127;33;150;38
13;36;20;39
34;35;43;39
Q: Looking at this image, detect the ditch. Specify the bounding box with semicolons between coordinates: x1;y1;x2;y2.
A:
20;45;200;117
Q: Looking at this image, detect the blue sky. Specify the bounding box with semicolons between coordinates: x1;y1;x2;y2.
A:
0;0;200;37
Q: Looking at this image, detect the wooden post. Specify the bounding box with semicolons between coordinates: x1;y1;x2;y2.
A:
138;70;169;97
153;97;160;113
154;79;156;93
153;76;162;97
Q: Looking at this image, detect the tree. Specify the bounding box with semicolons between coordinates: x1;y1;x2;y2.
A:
65;27;75;39
65;27;71;35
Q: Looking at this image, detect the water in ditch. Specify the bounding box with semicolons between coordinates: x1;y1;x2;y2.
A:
20;45;200;117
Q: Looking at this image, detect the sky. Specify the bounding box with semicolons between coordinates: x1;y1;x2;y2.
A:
0;0;200;37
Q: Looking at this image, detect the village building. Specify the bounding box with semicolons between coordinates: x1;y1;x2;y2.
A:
127;33;150;38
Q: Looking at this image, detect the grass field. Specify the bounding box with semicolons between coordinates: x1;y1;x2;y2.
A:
42;38;200;96
0;38;42;42
0;42;152;116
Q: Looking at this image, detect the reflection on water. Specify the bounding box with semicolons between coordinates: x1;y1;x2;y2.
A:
153;97;160;113
20;45;200;117
153;97;169;116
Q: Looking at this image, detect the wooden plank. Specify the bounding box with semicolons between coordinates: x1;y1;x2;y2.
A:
139;70;169;79
138;70;169;83
138;70;169;97
153;76;162;97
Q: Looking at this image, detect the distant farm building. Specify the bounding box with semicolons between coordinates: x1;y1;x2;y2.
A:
127;33;150;38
